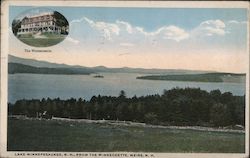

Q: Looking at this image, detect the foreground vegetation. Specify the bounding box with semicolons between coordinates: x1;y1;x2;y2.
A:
7;118;245;152
8;88;245;127
18;36;65;47
137;73;245;83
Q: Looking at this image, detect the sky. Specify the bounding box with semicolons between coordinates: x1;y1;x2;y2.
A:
9;6;249;73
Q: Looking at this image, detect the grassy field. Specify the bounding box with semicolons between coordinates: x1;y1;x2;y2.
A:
7;118;245;152
18;34;65;47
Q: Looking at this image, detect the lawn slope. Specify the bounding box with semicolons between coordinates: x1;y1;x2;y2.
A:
8;118;245;152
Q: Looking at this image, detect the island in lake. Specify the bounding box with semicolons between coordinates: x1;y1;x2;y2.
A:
136;73;246;83
93;75;104;78
8;55;246;84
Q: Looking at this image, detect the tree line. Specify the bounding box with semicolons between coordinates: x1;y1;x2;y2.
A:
136;73;245;83
8;88;245;127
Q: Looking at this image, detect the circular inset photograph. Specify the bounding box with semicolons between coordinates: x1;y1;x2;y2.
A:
12;8;69;47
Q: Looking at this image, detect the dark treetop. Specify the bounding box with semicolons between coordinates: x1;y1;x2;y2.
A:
8;88;245;127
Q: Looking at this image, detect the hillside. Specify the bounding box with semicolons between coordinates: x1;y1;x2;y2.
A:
8;63;93;75
137;73;246;83
8;55;211;74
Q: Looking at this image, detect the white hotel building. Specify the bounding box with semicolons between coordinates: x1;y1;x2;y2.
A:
17;13;62;35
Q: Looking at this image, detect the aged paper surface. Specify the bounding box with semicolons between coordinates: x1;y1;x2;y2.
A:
1;1;249;158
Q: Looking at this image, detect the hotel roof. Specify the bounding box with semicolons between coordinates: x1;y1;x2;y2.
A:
26;12;53;19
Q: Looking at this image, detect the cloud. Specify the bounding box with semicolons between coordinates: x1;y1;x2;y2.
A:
118;53;131;56
116;20;133;34
161;26;190;42
70;17;86;24
84;17;120;40
73;17;189;42
194;20;226;36
134;25;189;41
228;20;248;25
66;37;80;44
228;20;240;24
120;43;134;47
200;20;225;28
69;17;246;51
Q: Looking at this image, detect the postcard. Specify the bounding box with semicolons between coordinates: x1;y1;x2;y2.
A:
0;1;249;158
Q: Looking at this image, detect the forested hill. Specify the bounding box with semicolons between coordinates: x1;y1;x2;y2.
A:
8;55;211;74
8;63;93;75
137;73;246;83
8;88;245;128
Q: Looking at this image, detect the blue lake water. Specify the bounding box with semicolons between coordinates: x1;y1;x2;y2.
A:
8;73;246;103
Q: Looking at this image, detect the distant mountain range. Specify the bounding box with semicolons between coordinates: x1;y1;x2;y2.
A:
8;63;93;75
8;55;215;75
